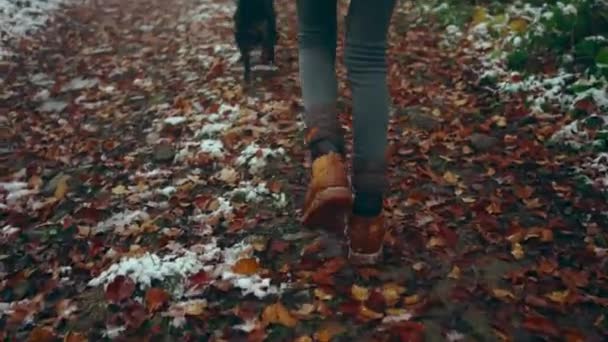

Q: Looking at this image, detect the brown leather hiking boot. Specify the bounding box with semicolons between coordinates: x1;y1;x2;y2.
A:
301;152;353;232
347;213;385;265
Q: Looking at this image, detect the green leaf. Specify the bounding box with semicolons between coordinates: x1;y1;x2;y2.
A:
595;47;608;67
507;49;528;71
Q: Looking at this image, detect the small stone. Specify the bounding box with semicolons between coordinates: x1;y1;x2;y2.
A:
153;142;175;163
400;106;440;131
469;133;499;151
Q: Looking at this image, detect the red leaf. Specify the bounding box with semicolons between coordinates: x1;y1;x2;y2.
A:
270;239;290;254
189;271;211;287
105;276;135;303
145;288;170;312
124;302;147;329
522;315;560;337
394;322;425;342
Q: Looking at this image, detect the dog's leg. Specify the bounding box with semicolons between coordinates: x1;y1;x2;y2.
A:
242;49;251;83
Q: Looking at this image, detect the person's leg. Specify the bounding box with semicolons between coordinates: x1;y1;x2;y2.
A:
345;0;395;213
344;0;396;263
296;0;342;157
297;0;351;230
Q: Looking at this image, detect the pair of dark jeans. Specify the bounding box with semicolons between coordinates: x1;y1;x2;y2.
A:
297;0;395;193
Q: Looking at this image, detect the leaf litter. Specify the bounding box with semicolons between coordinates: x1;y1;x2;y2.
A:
0;0;607;340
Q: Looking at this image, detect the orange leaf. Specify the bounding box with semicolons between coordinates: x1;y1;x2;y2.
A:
54;175;70;200
314;322;346;342
232;258;260;275
262;302;298;327
145;288;170;312
27;327;55;342
64;331;88;342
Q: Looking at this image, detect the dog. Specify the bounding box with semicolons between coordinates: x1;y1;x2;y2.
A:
233;0;278;83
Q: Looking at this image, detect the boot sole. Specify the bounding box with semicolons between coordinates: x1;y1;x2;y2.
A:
347;245;383;265
302;186;352;233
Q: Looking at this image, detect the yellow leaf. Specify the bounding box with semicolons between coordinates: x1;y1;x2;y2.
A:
232;258;260;275
314;288;333;301
509;18;529;34
448;266;461;279
427;236;446;248
262;302;298;327
294;337;313;342
111;185;128;195
183;300;206;316
382;283;406;306
314;322;346;342
359;305;383;320
472;6;488;25
403;294;421;306
492;288;516;302
545;289;570;304
511;243;524;260
443;171;459;185
54;176;70;200
351;284;370;302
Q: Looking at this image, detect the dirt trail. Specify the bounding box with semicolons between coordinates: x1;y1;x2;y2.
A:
1;0;607;340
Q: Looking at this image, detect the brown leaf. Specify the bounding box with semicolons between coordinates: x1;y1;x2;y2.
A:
523;315;560;337
145;288;170;312
124;302;147;329
64;331;88;342
262;302;298;327
514;185;534;199
105;275;135;303
314;322;346;342
232;258;260;275
27;326;55;342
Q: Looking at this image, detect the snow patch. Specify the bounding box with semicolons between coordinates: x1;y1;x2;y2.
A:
200;139;225;158
0;0;72;59
227;181;288;208
88;239;281;299
236;143;287;174
94;210;150;234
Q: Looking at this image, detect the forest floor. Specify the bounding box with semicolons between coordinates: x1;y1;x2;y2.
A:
1;0;607;341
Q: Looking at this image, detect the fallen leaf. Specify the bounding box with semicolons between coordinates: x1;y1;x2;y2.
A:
545;289;570;304
63;331;88;342
382;283;406;306
492;288;516;302
514;185;534;199
511;243;524;260
509;17;529;33
54;175;70;200
105;276;135;303
111;184;128;195
27;327;55;342
145;288;170;312
443;171;459;185
314;322;346;342
351;284;370;302
232;258;260;275
262;302;298;327
359;305;384;320
523;315;560;337
447;266;461;279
